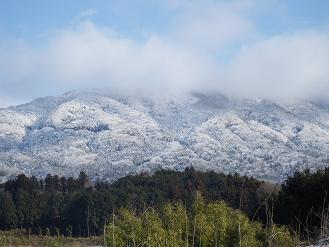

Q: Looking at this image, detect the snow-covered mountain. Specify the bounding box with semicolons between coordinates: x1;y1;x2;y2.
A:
1;90;329;183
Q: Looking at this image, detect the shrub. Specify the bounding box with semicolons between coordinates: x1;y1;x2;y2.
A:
106;193;270;247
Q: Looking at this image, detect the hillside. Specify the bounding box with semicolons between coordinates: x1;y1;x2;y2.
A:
1;90;329;182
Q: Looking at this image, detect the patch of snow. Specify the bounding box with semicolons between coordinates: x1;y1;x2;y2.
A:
0;90;329;182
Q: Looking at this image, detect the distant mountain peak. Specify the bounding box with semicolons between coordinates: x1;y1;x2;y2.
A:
1;90;329;183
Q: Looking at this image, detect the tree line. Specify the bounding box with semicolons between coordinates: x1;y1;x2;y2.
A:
0;168;262;237
0;167;329;243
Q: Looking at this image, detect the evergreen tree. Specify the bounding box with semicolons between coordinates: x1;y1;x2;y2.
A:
0;191;17;229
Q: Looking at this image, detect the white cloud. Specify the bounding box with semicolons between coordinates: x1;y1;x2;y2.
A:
47;21;216;94
0;94;25;108
0;21;216;101
168;0;254;51
71;9;97;26
223;31;329;99
0;0;329;106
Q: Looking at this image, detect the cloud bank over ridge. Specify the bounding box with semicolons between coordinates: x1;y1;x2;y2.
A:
0;0;329;106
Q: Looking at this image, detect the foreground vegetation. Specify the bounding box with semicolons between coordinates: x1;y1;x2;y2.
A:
105;193;298;247
0;230;102;247
0;167;329;246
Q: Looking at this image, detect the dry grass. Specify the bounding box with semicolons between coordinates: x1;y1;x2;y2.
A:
0;230;103;247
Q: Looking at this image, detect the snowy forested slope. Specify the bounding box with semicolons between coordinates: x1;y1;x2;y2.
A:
1;90;329;182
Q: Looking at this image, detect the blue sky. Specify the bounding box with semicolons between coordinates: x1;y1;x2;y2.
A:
1;0;328;40
0;0;329;106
